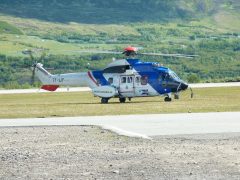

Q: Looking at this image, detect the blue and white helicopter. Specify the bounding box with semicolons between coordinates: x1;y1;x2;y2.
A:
33;46;195;103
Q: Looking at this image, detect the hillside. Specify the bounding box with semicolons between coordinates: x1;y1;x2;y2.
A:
0;0;239;24
0;0;240;88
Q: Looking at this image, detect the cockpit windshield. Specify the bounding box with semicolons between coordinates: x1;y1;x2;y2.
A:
169;71;180;80
159;71;180;82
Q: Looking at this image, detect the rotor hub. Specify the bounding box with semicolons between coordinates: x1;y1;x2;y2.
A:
123;46;138;57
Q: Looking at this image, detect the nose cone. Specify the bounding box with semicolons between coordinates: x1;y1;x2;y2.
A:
181;82;188;90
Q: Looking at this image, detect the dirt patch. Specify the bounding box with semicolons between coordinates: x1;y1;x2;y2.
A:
0;126;239;179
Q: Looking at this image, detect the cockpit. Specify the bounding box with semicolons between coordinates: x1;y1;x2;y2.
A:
157;68;188;92
157;67;180;82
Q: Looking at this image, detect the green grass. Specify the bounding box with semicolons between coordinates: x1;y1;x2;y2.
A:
0;21;23;35
0;87;239;119
0;15;140;36
0;33;130;57
213;11;240;32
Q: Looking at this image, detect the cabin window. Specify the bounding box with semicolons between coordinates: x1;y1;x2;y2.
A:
121;77;126;83
141;76;148;85
127;77;133;83
135;77;140;83
108;77;113;84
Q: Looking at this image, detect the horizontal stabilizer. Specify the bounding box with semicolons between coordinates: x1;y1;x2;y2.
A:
41;85;59;91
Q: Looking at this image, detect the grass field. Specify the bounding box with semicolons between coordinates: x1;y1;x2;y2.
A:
0;34;127;56
0;87;239;119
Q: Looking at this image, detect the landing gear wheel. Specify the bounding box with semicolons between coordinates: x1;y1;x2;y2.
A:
164;97;172;102
119;97;126;103
101;98;109;104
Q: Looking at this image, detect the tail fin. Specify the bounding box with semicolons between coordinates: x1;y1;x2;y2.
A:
34;63;59;91
34;63;51;84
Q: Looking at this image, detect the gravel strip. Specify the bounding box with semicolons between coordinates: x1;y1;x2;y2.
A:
0;126;240;179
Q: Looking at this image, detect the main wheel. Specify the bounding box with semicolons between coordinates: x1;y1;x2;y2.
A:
119;97;126;103
101;98;109;104
164;97;172;102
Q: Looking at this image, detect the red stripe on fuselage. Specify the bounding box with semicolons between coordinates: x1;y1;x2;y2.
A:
88;71;98;86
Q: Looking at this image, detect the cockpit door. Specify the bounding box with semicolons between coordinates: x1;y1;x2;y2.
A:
119;75;134;97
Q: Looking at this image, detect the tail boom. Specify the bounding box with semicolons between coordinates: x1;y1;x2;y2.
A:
34;63;89;91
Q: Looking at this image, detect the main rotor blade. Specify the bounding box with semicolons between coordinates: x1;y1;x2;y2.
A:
139;52;198;58
31;66;35;85
58;49;198;58
62;50;122;55
31;63;37;85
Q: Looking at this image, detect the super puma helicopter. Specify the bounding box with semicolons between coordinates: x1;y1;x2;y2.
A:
31;46;195;104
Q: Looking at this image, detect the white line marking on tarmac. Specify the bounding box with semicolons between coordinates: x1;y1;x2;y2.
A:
101;125;151;139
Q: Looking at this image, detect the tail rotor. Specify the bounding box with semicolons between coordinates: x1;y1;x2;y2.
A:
31;62;37;85
22;48;48;86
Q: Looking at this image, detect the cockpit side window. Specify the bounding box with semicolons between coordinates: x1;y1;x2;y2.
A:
158;74;162;82
159;73;167;81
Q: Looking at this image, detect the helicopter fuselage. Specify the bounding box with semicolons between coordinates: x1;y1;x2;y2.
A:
34;58;188;103
89;59;188;98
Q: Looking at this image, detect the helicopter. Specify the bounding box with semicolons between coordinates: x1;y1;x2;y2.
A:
32;46;195;104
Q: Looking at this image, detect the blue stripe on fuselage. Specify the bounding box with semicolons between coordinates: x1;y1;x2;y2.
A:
91;70;108;86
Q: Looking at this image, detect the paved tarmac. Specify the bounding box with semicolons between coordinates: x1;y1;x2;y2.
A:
1;112;240;138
